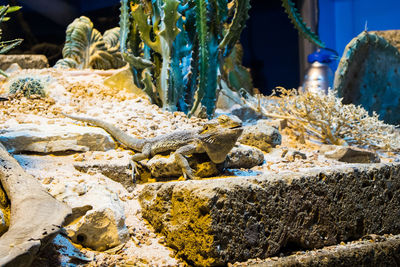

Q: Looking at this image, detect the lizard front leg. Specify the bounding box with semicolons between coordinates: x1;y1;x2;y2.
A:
173;143;205;180
130;143;151;183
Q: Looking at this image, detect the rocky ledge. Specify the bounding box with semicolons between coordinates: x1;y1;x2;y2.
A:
139;163;400;266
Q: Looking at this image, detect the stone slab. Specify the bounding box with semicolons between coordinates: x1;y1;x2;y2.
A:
0;54;49;70
235;234;400;266
139;163;400;266
0;123;116;153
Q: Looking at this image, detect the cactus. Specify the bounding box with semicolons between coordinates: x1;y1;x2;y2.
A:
119;0;251;118
8;76;48;98
119;0;323;117
55;16;125;70
281;0;325;48
0;5;23;77
334;31;400;125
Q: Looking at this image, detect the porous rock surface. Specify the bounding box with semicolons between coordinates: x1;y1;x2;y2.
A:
239;120;281;152
0;54;49;70
235;234;400;266
0;122;115;153
52;182;129;251
139;163;400;266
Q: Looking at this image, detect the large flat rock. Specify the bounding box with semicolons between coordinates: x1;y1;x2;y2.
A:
236;234;400;266
0;54;49;70
0;123;115;153
139;163;400;266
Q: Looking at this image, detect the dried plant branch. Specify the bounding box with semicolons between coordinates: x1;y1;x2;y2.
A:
242;87;400;151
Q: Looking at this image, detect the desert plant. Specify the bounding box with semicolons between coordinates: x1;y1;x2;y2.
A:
241;87;400;151
55;16;125;70
8;76;48;98
0;5;23;77
119;0;324;118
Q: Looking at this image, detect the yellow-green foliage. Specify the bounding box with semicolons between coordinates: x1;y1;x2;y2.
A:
242;87;400;151
0;5;23;77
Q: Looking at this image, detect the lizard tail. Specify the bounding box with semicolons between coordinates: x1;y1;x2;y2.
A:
61;112;145;151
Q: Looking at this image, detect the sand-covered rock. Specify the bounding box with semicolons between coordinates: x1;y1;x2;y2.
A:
0;122;116;153
239;120;281;152
140;163;400;266
61;184;129;251
0;54;49;70
225;144;264;169
322;145;380;163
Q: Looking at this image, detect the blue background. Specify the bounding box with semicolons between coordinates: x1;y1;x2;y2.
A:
319;0;400;70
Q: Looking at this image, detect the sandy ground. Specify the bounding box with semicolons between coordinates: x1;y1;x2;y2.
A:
0;68;398;266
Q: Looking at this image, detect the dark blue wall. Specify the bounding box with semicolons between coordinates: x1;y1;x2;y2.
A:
319;0;400;71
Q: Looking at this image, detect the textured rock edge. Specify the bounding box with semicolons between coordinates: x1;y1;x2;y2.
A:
242;234;400;266
139;163;400;266
0;143;71;267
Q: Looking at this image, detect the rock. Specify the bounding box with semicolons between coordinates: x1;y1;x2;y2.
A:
103;66;149;99
239;120;282;152
62;185;129;251
0;143;71;266
230;104;266;123
139;163;400;266
0;54;49;70
146;145;264;179
239;234;400;267
146;154;219;179
66;207;129;251
323;146;380;163
216;84;245;110
0;123;115;153
281;149;307;161
5;63;22;75
74;160;133;190
225;144;264;169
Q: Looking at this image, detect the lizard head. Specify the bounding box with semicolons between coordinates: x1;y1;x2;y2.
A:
200;115;243;164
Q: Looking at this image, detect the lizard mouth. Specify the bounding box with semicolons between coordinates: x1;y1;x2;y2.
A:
229;125;242;129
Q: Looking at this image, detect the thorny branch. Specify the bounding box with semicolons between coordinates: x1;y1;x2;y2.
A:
240;87;400;151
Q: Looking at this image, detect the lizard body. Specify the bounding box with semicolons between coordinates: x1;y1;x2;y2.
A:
62;113;243;180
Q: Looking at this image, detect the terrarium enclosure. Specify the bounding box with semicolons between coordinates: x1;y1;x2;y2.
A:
0;0;399;266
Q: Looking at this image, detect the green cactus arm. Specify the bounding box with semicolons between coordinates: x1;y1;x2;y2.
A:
159;0;181;47
122;52;154;69
189;0;209;116
0;69;7;78
218;0;251;55
0;5;21;21
0;5;23;54
0;38;22;54
119;0;131;53
119;0;153;69
130;2;162;54
281;0;325;48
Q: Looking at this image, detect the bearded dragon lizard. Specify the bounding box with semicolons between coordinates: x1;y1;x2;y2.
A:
62;113;243;181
